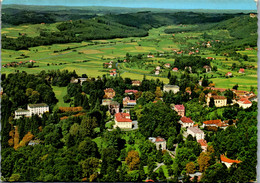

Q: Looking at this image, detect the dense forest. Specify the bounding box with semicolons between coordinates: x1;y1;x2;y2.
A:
2;11;244;50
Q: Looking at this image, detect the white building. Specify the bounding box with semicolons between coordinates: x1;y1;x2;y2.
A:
187;127;205;140
179;116;194;128
237;98;252;109
15;103;49;119
163;85;180;94
148;137;167;150
114;113;132;129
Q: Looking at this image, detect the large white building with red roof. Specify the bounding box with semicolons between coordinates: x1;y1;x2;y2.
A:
174;104;185;117
179;116;194;128
148;136;167;150
237;98;252;109
114;113;132;129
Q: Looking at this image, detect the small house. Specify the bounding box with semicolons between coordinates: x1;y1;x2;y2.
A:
174;104;185;117
220;154;242;168
172;67;178;72
114;113;132;129
179;116;194;128
148;136;166;150
238;68;245;74
187;127;205;140
104;88;116;99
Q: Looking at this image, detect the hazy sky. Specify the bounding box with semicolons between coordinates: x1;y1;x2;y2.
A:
2;0;257;10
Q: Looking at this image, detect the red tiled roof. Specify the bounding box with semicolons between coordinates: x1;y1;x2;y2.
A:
203;119;221;125
145;179;154;182
239;68;245;72
125;90;138;94
172;67;178;71
220;154;242;164
175;104;185;110
238;98;252;104
197;139;207;147
115;113;132;122
155;136;166;142
180;116;193;123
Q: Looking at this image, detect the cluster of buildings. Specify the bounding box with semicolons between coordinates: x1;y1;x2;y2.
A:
2;60;36;68
14;103;49;119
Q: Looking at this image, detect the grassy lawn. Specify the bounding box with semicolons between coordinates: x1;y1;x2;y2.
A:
52;86;69;108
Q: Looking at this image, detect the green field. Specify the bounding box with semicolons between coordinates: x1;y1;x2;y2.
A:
2;23;257;92
52;86;69;108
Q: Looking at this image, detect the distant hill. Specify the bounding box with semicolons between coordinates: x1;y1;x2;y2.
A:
2;4;257;27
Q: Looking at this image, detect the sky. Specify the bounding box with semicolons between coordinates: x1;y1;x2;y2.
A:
1;0;258;10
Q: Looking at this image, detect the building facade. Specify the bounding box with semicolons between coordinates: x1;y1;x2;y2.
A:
148;137;167;150
163;85;180;94
206;93;227;107
187;127;205;140
174;104;185;117
114;113;132;129
15;103;49;119
179;116;194;128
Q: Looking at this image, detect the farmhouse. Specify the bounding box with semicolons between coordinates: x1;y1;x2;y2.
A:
114;112;132;129
237;98;252;109
187;127;205;140
123;97;137;108
202;119;222;128
147;54;154;58
164;63;171;68
148;137;167;150
225;72;232;77
174;104;185;117
125;90;138;95
155;70;160;75
206;93;227;107
163;85;180;94
179;116;194;128
15;103;49;119
172;67;178;72
220;154;242;168
132;80;141;86
206;57;214;60
203;65;211;73
104;88;115;99
238;68;245;74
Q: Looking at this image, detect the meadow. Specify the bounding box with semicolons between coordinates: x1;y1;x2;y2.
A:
2;22;258;97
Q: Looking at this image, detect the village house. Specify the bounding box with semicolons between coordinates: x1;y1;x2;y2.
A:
125;90;138;95
250;13;257;18
203;119;236;130
132;80;141;86
123;97;137;108
202;119;222;128
147;54;154;58
220;154;242;168
187;127;205;140
238;68;245;74
148;136;167;150
102;99;120;115
172;67;178;72
237;98;252;109
197;139;208;152
15;103;49;119
203;65;212;73
164;63;171;68
155;70;160;75
114;112;132;129
225;72;232;77
163;85;180;94
110;72;116;77
156;66;161;70
104;88;116;99
198;80;203;86
174;104;185;117
179;116;194;128
206;57;215;60
206;93;227;107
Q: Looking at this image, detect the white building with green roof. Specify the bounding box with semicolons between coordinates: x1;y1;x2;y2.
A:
15;103;49;119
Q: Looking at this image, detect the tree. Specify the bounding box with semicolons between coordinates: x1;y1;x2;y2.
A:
155;87;163;98
186;162;196;174
209;97;215;108
158;167;166;181
82;95;90;110
29;90;40;103
125;150;140;171
198;152;211;172
232;84;239;90
224;89;234;104
80;157;99;182
79;116;97;138
199;92;205;103
63;94;71;103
